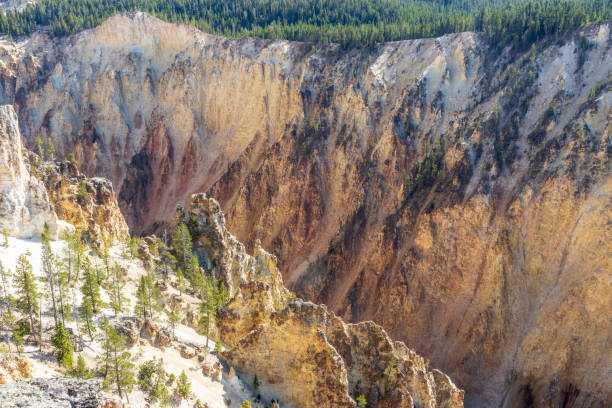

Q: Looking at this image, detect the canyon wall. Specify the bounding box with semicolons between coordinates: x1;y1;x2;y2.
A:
0;13;610;406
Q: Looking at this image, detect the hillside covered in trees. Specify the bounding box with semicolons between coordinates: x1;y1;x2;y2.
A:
0;0;610;48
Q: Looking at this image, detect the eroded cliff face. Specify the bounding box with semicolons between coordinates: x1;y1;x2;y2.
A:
0;104;57;238
187;193;464;408
40;161;129;245
0;13;610;406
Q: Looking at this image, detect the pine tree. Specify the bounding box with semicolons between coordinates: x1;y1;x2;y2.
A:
154;240;173;279
166;310;180;338
81;258;102;314
56;256;71;324
176;268;185;296
146;273;161;319
13;321;25;353
52;320;74;369
98;318;135;402
62;232;84;346
73;354;93;379
129;237;140;260
41;224;59;326
76;180;89;202
172;222;192;273
35;135;45;161
135;273;160;320
38;290;43;352
0;260;15;351
79;296;95;341
63;231;84;285
0;260;10;313
94;261;106;287
108;264;128;316
185;254;200;287
138;358;169;406
135;276;151;320
197;270;229;350
45;137;55;161
198;275;216;350
13;253;39;342
79;259;101;341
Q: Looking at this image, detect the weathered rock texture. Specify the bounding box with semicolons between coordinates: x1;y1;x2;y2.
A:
0;103;126;242
0;377;101;407
0;104;57;238
188;193;287;300
224;300;464;408
188;194;463;408
40;161;129;244
0;13;610;406
114;316;171;347
0;354;33;384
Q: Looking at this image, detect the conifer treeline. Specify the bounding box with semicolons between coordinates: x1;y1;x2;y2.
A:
0;0;609;49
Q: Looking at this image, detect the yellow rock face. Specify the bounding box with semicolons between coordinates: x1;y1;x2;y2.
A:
40;161;129;245
187;194;463;408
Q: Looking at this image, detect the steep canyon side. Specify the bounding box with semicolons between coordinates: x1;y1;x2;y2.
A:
0;13;610;406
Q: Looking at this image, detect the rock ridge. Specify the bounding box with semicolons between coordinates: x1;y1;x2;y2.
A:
186;193;464;408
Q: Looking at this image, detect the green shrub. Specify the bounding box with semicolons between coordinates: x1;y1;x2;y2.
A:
177;370;191;398
73;354;93;379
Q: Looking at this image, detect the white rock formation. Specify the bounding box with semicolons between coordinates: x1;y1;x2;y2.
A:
0;104;57;238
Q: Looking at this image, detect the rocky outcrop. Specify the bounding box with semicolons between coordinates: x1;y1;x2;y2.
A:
0;104;57;238
186;194;463;408
224;300;464;408
115;316;142;346
0;377;101;407
188;193;287;301
115;316;172;347
0;14;610;406
40;161;129;244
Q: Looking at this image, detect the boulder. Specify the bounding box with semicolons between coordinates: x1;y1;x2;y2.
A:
140;319;159;342
200;355;221;378
115;317;143;346
154;327;172;347
180;345;196;359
